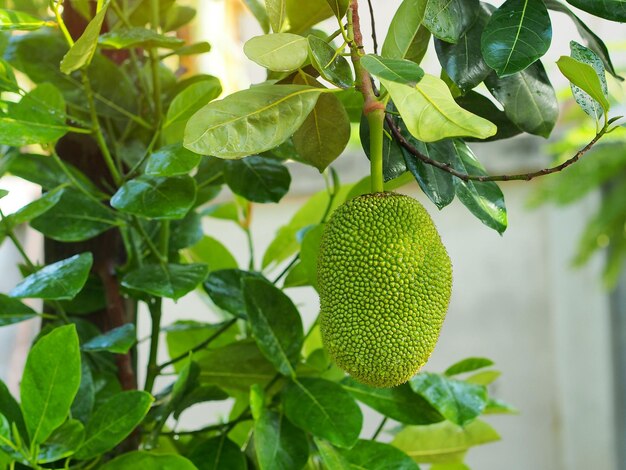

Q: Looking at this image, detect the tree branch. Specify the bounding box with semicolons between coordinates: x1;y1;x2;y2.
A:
366;0;378;54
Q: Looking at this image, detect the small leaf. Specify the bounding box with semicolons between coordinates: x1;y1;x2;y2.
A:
325;0;349;18
361;54;424;85
224;156;291;203
99;27;184;49
284;0;333;34
244;33;308;72
381;0;430;62
484;397;518;415
481;0;552;77
122;263;209;300
265;0;286;32
21;325;81;444
0;9;47;31
565;0;626;22
423;0;479;44
145;144;201;176
187;236;238;272
188;436;247;470
307;35;353;88
342;440;420;470
465;370;501;386
37;419;84;464
557;55;610;118
75;391;153;460
184;85;322;159
203;269;264;318
445;357;495;376
11;253;93;300
283;378;362;448
243;278;304;376
111;176;197;220
0;379;27;441
0;294;37;327
60;3;110;74
82;324;136;354
100;452;197;470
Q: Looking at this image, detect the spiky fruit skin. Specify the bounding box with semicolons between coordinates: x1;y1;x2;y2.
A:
318;192;452;388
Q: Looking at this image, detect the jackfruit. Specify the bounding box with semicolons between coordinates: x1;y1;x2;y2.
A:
317;192;452;388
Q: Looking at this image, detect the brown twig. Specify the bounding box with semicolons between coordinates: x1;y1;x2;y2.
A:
366;0;378;54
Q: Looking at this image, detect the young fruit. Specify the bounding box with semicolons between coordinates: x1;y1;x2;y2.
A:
317;192;452;388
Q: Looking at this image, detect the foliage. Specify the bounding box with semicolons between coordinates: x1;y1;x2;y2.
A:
0;0;621;468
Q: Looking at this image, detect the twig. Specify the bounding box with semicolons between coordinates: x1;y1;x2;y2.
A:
366;0;378;54
371;416;388;439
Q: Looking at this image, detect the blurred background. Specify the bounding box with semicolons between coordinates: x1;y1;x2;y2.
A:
0;1;625;469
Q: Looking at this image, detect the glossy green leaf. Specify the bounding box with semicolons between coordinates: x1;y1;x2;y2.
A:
381;0;429;62
163;77;222;145
283;378;362;448
243;278;303;376
244;33;308;72
293;92;350;171
21;325;81;444
445;357;495;376
325;0;349;18
145;144;201;177
30;188;116;242
423;0;479;44
557;55;609;118
99;27;184;49
224;156;291;203
343;440;420;470
122;263;208;300
71;362;95;425
481;0;552;77
0;9;46;31
0;83;69;146
197;340;276;390
266;0;286;32
392;420;500;464
361;54;424;85
60;3;110;74
485;61;558;138
165;320;238;367
315;438;352;469
165;41;211;57
11;253;93;300
410;373;488;426
307;35;353;88
203;269;264;318
0;294;37;326
184;85;322;159
101;452;197;470
111;176;197;220
186;236;238;272
0;381;26;441
451;140;507;233
4;189;66;233
435;5;491;92
298;224;324;288
37;419;84;464
81;324;136;354
188;436;246;470
285;0;333;34
383;75;496;142
170;211;203;250
75;391;152;459
565;0;626;21
342;378;444;425
455;92;522;142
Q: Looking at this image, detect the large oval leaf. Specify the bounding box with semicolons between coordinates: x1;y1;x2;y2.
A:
423;0;479;44
381;0;430;62
342;440;419;470
224;155;291;203
60;4;109;74
244;33;308;72
308;35;353;88
122;263;209;300
266;0;287;32
184;85;322;159
100;452;197;470
565;0;626;21
0;294;37;327
188;436;247;470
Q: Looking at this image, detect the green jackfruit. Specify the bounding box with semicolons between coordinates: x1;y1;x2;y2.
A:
318;192;452;388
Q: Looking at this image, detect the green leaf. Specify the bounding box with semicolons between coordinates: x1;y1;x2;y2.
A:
381;0;430;62
100;452;198;470
451;140;507;233
465;370;501;386
298;224;324;288
243;0;270;34
203;269;264;318
163;76;222;145
251;385;309;470
315;438;352;469
435;5;491;92
184;85;322;159
81;324;136;354
30;188;116;242
0;294;37;326
145;144;201;177
122;263;209;300
423;0;479;44
285;0;333;34
266;0;286;32
565;0;626;21
197;340;276;390
0;57;18;92
485;61;557;138
383;75;496;142
244;33;308;72
431;464;470;470
392;420;500;464
75;391;153;460
71;362;95;424
481;0;552;77
283;378;362;448
187;236;238;272
409;373;488;426
37;419;84;464
455;92;522;142
307;35;353;88
170;211;203;250
164;41;211;57
11;253;93;300
162;5;196;31
361;54;424;85
188;436;247;470
293;92;351;172
484;397;518;415
445;357;495;376
224;156;291;203
0;382;26;442
60;3;110;74
325;0;349;18
343;378;444;425
342;440;420;470
243;278;303;376
99;27;184;49
0;83;69;146
165;320;238;367
557;55;610;118
111;176;197;220
0;9;47;31
21;325;81;444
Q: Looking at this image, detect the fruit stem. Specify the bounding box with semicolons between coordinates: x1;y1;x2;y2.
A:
367;108;385;193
